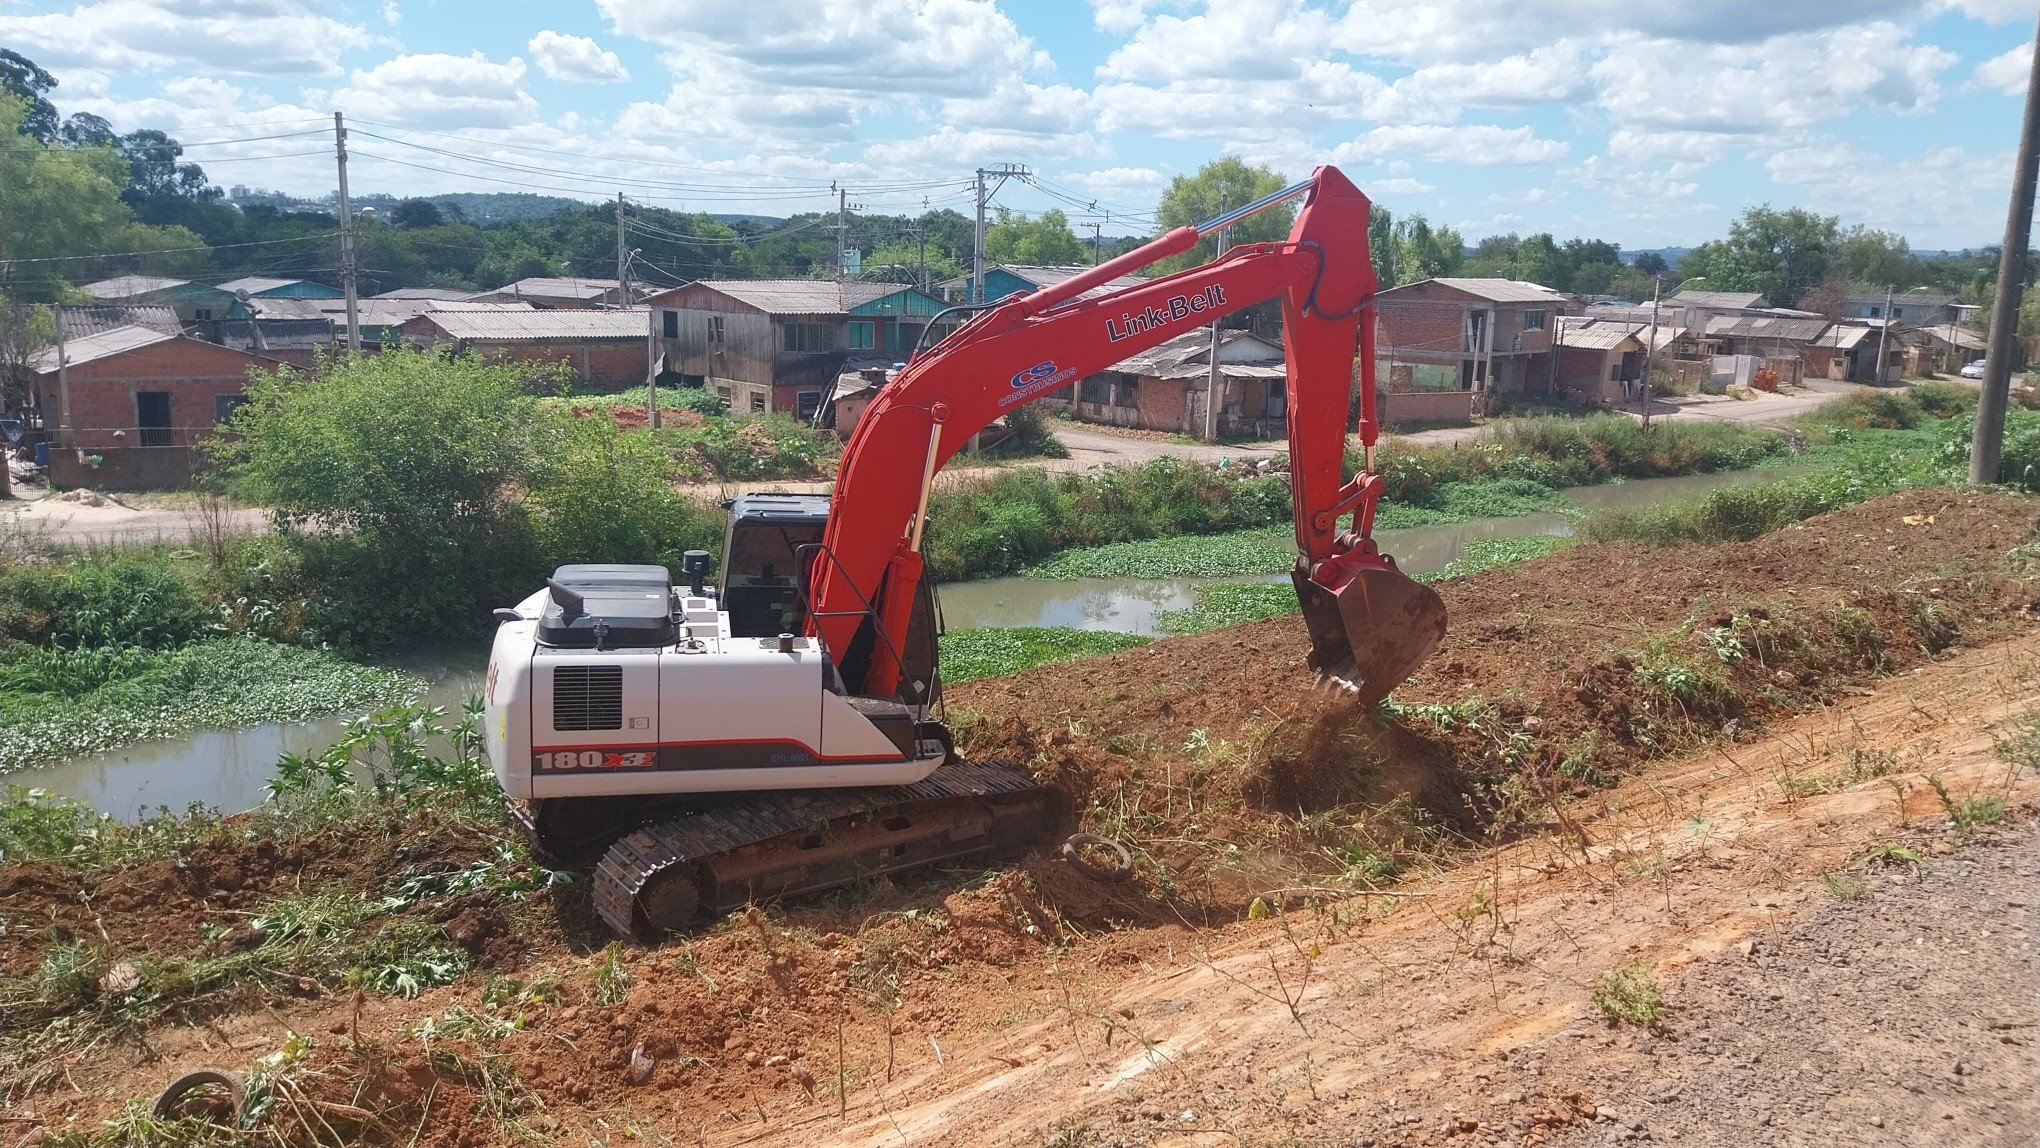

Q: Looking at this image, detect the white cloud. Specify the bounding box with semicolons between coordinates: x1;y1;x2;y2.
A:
1763;137;2011;247
1335;124;1568;167
1372;44;1590;123
333;53;538;129
1975;42;2033;95
1455;212;1524;237
1329;0;1917;65
1057;165;1167;208
0;0;371;76
1939;0;2040;24
528;30;631;84
380;1;399;27
943;82;1091;136
1371;176;1437;196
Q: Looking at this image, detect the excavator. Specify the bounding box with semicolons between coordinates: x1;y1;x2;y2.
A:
482;166;1447;940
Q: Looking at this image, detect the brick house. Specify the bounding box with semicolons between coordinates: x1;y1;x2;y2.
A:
398;309;651;390
1661;289;1768;341
28;326;279;488
1053;329;1287;437
1373;278;1575;408
1844;292;1967;327
1553;319;1648;406
642;281;951;418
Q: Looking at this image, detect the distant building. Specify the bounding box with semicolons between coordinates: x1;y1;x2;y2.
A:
1845;292;1966;327
1056;328;1286;438
399;308;651;390
247;297;535;345
935;263;1149;305
55;305;184;341
27;326;279;488
373;287;481;301
1553;319;1652;405
643;280;951;418
1917;322;1988;374
215;276;344;300
1373;278;1576;415
470;277;640;309
80;276;244;323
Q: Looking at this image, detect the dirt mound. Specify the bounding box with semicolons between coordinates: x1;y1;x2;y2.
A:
954;489;2038;893
568;403;705;430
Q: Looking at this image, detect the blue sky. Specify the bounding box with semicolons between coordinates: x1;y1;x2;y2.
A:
3;0;2035;249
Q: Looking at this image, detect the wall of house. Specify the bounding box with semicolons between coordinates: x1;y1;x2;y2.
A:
40;339;270;450
463;339;646;390
1380;389;1475;427
49;445;206;491
1554;346;1617;403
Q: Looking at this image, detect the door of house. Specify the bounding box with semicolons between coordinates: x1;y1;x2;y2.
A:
136;391;172;447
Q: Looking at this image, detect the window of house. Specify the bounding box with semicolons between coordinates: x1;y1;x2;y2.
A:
1890;306;1904;320
781;322;829;353
706;315;725;344
716;385;734;401
796;390;823;420
662;310;679;338
1264;388;1287;418
1079;375;1111;404
1114;381;1139;409
750;393;768;412
193;308;214;321
1522;309;1547;331
214;394;247;424
847;321;874;350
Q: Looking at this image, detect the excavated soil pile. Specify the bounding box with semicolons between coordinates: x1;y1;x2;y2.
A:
954;488;2038;874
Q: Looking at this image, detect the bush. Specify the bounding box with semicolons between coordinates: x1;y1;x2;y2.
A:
0;555;211;649
665;412;836;481
670;387;727;417
526;414;722;569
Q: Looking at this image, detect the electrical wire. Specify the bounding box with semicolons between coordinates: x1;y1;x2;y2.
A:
0;233;330;265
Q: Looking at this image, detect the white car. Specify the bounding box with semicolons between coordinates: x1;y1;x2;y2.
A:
1959;359;1986;379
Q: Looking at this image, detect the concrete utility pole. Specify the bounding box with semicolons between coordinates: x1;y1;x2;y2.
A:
1973;10;2040;485
971;163;1029;303
333;111;360;352
615;191;629;305
1873;283;1894;385
835;185;849;282
1203;206;1229;442
1087;222;1103;265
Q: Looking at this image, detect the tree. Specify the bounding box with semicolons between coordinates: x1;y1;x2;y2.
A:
57;112;115;149
983;207;1085;266
1632;251;1669;277
1387;214;1463;286
859;240;960;287
0;49;57;143
1368;204;1395;288
0;299;54;415
1833;226;1911;289
1797;276;1849;321
1156;156;1293;268
1681;205;1839;306
117;129;220;212
391;198;444;230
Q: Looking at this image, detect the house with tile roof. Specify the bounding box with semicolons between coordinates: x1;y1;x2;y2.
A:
1372;278;1577;417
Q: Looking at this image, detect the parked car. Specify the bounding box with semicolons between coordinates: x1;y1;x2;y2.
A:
1960;359;1986;379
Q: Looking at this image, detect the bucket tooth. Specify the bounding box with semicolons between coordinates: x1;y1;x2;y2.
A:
1292;566;1447;709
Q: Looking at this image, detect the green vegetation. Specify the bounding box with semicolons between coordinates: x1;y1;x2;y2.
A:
1590;965;1665;1027
657;410;839;482
1025;527;1295;580
0;637;410;771
938;627;1150;683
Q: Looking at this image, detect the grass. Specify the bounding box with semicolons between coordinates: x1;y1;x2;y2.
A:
938;627;1150;683
0;637;415;773
1151;535;1574;636
1590;965;1664;1026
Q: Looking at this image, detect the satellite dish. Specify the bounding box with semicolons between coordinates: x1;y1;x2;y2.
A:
234;289;251;302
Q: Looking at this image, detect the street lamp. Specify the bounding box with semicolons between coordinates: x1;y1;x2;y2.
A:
1645;275;1708;429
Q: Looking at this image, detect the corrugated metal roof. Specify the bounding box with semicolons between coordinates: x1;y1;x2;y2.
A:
374;287;481;300
1151;361;1287;380
1109;328;1282;376
1822;326;1877;350
1667;289;1768;310
688;279;904;315
409;308;650;341
248;298;534;323
1556;324;1641;350
217;276;309;295
1848;292;1959;310
215;319;336;349
82;274;193;300
1921;323;1986;350
935;264;1152;302
57;305;183;340
492;277;625;300
31;324;177;372
1703;315;1831;341
1403;278;1567;303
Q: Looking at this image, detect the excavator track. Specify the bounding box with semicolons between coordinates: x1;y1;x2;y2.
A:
590;759;1065;940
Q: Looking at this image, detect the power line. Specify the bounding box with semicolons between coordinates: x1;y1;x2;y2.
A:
0;233;330;265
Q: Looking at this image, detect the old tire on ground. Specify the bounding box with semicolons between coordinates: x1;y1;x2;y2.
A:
1060;833;1134;882
154;1069;243;1122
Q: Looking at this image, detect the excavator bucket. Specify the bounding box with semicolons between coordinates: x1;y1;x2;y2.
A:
1292;559;1447;710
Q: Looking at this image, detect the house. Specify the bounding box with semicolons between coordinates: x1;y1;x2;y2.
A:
27;326;279;488
247;297;536;346
469;277;639;309
643;280;951;418
1054;328;1286;437
1662;289;1768;341
208;319;338;369
374;287;482;301
827;372;887;439
1844;292;1966;327
1918;322;1988;374
936;263;1149;305
1801;324;1885;382
80;275;243;323
1699;314;1832;384
1373;278;1575;411
56;305;184;341
215;276;344;300
1553;319;1650;405
398;308;650;390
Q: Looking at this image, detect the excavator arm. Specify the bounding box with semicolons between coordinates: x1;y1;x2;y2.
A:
808;165;1445;707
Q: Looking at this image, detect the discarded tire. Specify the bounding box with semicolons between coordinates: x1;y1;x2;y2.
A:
1060;833;1134;882
154;1069;244;1121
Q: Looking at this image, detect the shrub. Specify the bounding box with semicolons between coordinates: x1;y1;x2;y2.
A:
670;387;728;417
1591;965;1664;1026
666;412;836;481
0;555;210;649
526;414;722;569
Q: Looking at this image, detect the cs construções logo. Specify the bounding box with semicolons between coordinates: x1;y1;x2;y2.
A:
1010;361;1059;389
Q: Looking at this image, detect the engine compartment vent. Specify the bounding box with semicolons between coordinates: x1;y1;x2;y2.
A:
552;665;623;731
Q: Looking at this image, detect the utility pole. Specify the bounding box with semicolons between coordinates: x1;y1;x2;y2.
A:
1646;275;1661;429
1203;206;1229;442
615;191;628;306
1873;283;1894;385
333;111;360;352
835;185;848;282
971;163;1029;303
1086;222;1103;265
1974;9;2040;485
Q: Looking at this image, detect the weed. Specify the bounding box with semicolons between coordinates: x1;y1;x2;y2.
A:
1861;843;1927;869
593;941;632;1006
1780;747;1900;797
1590;965;1664;1027
1927;774;2007;833
1992;709;2040;773
938;627;1149;683
1822;872;1870;901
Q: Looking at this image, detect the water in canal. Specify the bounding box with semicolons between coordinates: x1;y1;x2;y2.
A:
14;466;1782;818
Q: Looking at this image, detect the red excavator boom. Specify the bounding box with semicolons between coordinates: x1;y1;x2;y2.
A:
808;165;1445;708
